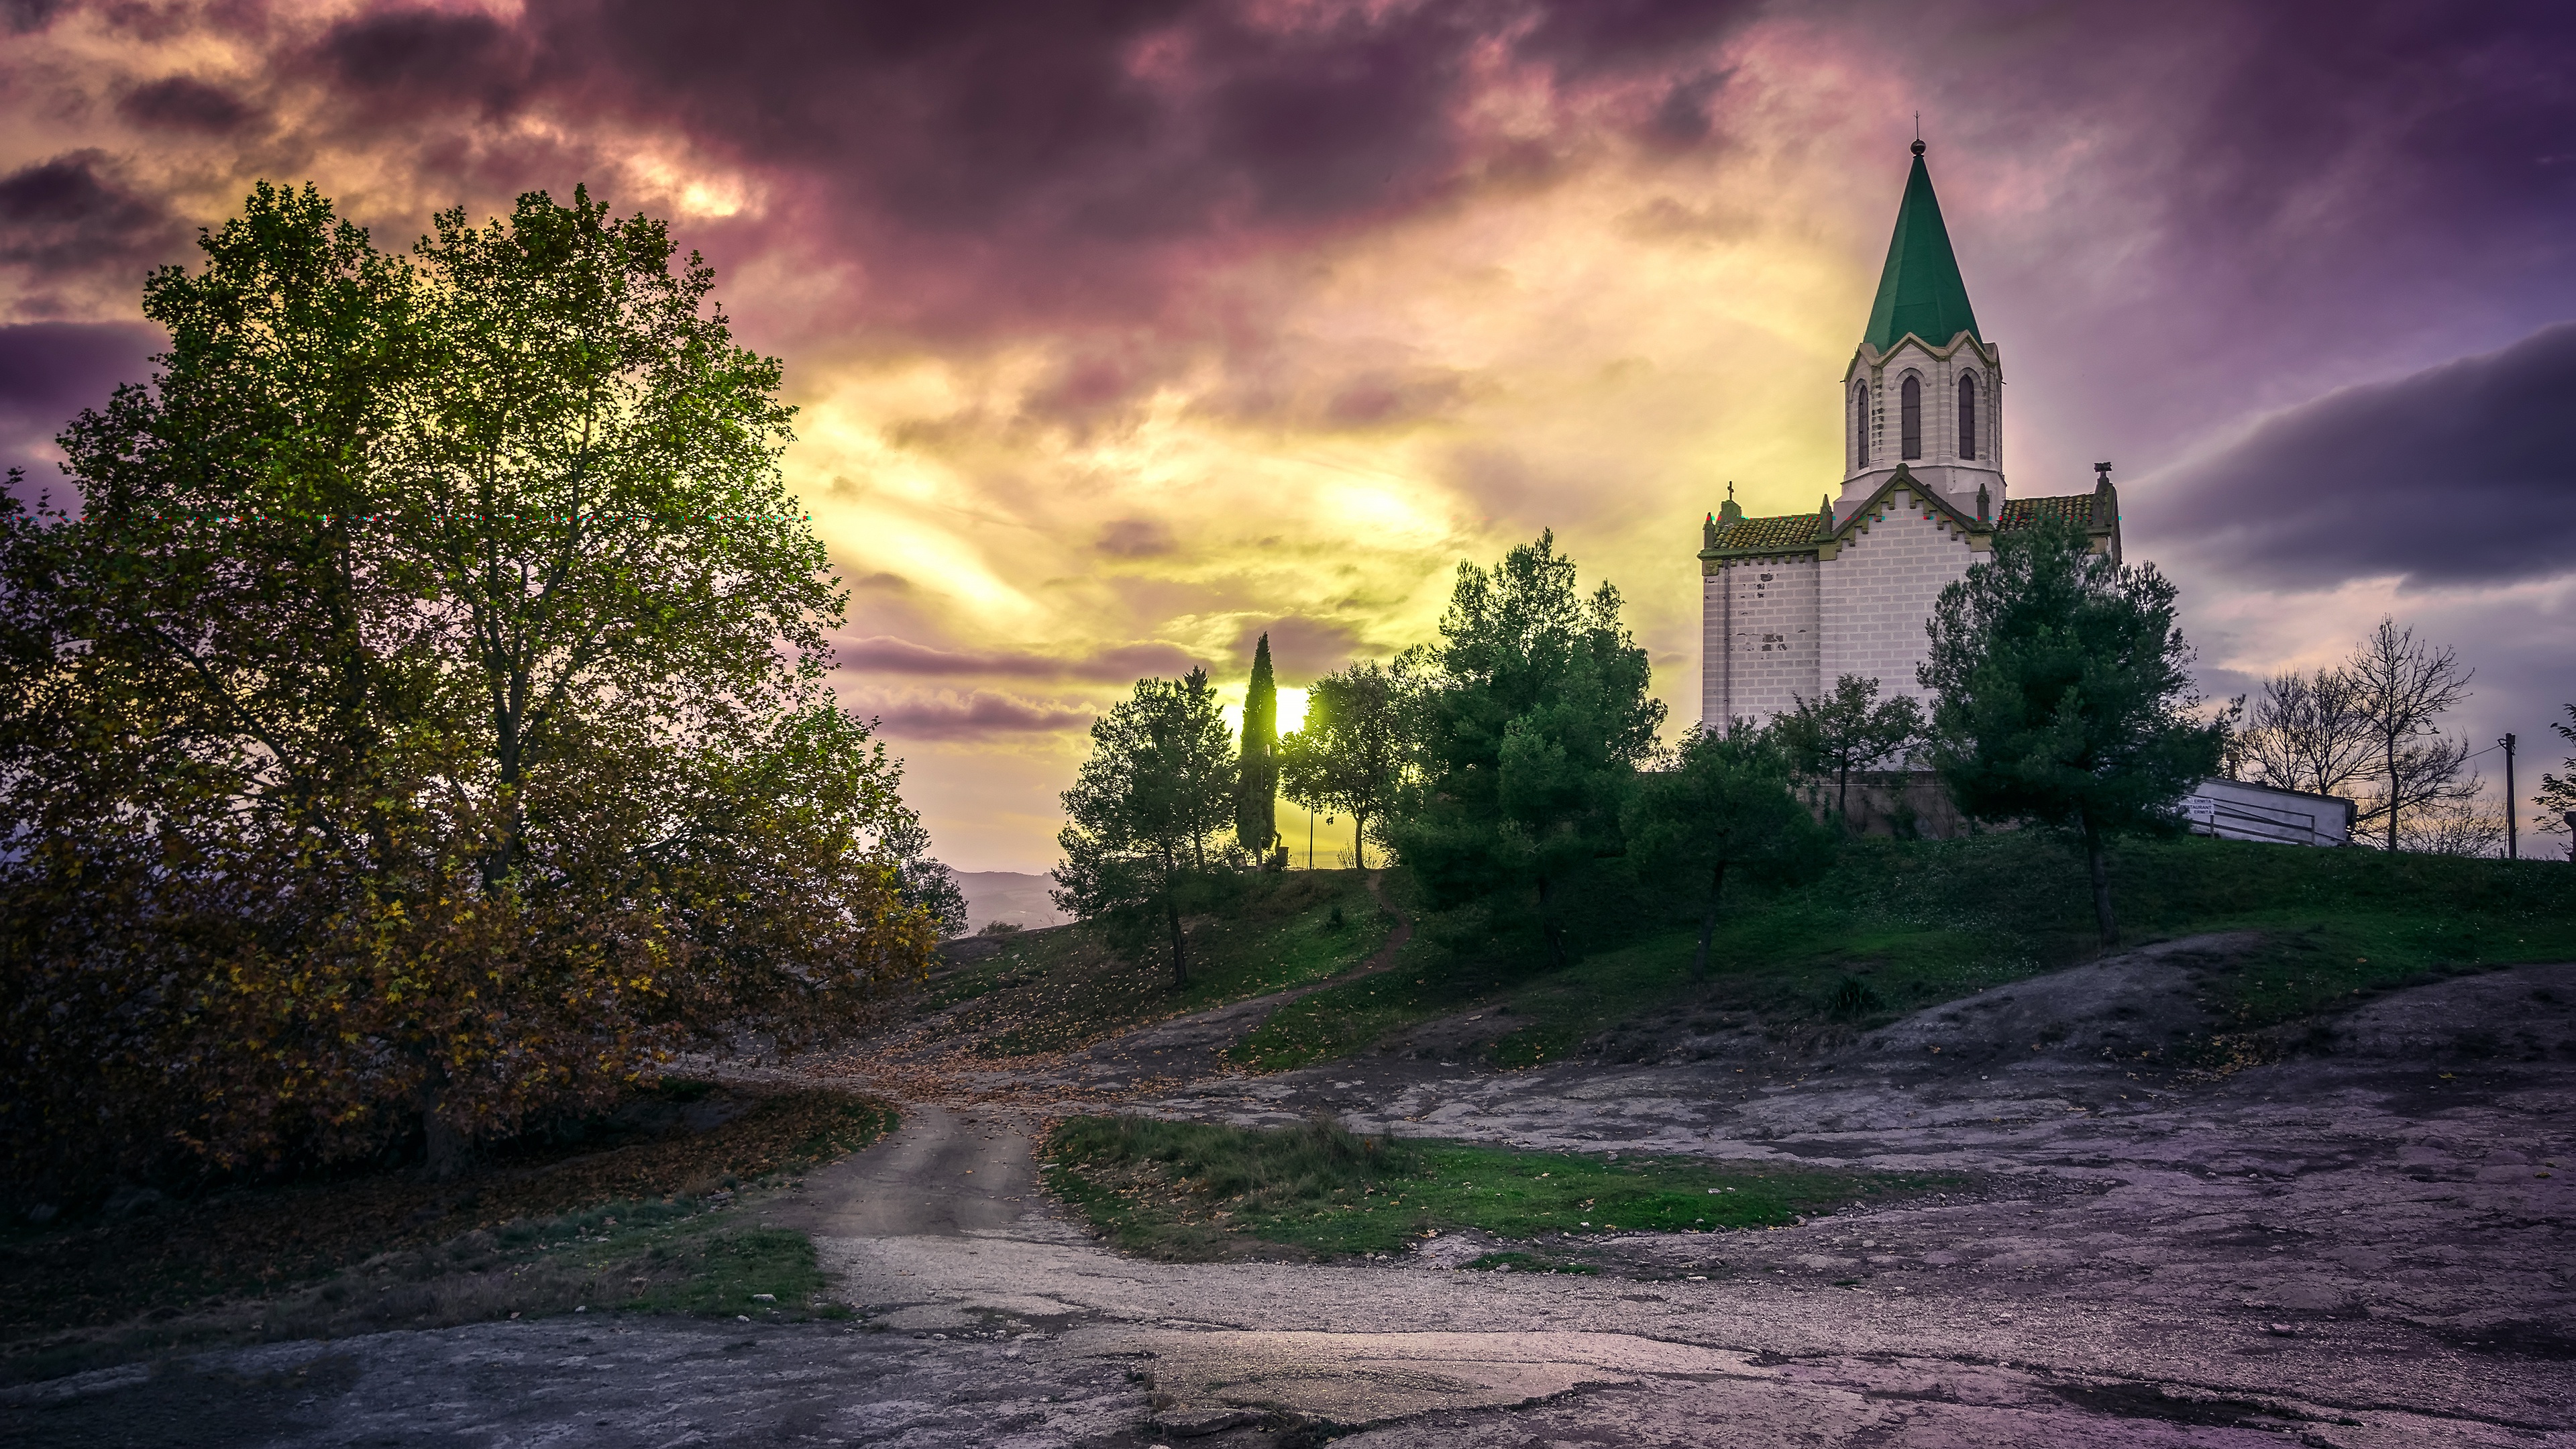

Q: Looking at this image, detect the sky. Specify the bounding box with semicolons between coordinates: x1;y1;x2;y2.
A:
5;0;2573;871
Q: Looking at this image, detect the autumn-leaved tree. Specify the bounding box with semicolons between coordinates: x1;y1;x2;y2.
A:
0;184;938;1195
1053;669;1236;985
1921;517;2221;947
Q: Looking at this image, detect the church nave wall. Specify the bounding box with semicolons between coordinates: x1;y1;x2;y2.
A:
1703;555;1819;727
1820;496;1974;706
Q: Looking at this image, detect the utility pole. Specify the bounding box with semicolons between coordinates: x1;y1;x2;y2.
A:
2500;733;2516;860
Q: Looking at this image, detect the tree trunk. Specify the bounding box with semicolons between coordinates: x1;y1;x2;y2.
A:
1165;894;1189;987
1536;875;1567;971
2385;735;2400;851
1353;812;1368;871
419;1073;469;1181
1694;859;1727;980
2082;816;2117;948
1836;763;1851;832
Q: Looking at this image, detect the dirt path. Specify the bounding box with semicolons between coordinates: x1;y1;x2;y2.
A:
760;1102;1044;1239
15;949;2574;1447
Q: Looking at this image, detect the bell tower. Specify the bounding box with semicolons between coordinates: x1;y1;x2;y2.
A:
1836;140;2003;523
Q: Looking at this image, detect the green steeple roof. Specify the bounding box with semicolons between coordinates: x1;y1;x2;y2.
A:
1861;143;1981;353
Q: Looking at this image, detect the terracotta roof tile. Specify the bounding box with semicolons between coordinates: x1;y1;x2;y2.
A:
1998;494;2100;529
1711;513;1827;551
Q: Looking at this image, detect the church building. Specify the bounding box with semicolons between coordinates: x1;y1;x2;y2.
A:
1699;141;2119;728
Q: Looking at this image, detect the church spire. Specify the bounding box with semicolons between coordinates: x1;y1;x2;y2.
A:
1860;139;1981;353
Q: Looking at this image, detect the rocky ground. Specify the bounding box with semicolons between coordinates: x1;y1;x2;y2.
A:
9;941;2573;1447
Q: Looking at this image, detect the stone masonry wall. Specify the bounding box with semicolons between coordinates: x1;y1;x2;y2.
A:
1819;488;1978;708
1703;554;1819;727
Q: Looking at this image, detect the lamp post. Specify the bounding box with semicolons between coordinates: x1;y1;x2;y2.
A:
2500;733;2516;861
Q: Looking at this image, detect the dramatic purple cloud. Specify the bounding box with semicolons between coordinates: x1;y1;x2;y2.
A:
1232;615;1364;678
237;0;1780;351
0;156;186;286
5;0;2573;865
1905;0;2576;488
0;321;158;490
117;75;261;133
861;689;1096;739
2147;323;2576;591
840;634;1201;682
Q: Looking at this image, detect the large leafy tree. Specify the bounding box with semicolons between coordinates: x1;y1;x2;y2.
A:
1234;634;1280;858
1277;659;1412;869
0;184;937;1191
1920;517;2221;947
398;188;844;887
1623;722;1833;979
1389;532;1665;967
1053;669;1236;985
1772;674;1925;828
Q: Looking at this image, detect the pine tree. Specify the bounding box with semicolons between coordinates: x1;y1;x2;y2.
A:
1235;633;1280;857
1920;517;2221;946
1388;532;1666;968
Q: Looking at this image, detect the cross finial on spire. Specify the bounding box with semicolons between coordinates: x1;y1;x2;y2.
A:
2094;460;2114;487
1727;480;1735;502
1912;113;1925;157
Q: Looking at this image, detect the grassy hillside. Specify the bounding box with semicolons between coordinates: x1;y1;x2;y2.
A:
1228;833;2576;1071
914;869;1396;1056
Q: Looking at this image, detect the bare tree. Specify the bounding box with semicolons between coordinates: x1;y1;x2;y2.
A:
2398;784;2506;858
2345;619;2476;851
2241;667;2375;798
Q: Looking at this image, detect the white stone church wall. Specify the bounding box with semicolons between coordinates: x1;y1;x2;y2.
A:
1819;490;1976;707
1701;555;1819;727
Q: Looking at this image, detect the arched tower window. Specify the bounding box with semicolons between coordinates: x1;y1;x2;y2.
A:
1957;373;1979;460
1899;374;1922;460
1853;384;1870;466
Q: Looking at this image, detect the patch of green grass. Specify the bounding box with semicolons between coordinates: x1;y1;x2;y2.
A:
1042;1115;1953;1260
924;871;1395;1056
622;1226;833;1317
1228;835;2576;1071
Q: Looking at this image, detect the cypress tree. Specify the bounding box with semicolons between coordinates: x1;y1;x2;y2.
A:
1236;634;1279;857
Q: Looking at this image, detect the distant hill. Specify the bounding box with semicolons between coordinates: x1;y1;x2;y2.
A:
955;871;1071;932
